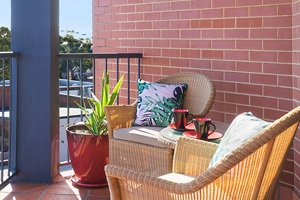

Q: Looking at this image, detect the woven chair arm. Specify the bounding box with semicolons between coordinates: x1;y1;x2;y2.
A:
173;137;219;175
105;164;193;194
105;164;231;195
104;103;137;138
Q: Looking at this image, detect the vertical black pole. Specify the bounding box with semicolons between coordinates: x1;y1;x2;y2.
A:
93;59;95;94
1;59;5;182
127;58;130;105
80;59;83;121
138;58;140;79
116;58;119;105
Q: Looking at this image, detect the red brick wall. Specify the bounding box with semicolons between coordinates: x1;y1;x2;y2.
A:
293;0;300;194
93;0;297;188
0;86;10;109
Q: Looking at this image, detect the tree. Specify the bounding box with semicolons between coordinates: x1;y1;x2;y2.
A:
0;27;11;80
0;27;93;80
0;27;11;51
59;33;93;80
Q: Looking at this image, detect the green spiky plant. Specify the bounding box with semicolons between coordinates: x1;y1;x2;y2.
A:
76;72;124;135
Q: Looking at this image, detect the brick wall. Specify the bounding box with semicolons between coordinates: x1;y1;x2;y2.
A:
294;0;300;194
93;0;297;189
0;86;10;109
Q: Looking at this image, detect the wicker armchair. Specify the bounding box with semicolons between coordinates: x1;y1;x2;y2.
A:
104;73;215;176
105;106;300;200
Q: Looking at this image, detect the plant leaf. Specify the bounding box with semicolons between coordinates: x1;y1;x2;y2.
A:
107;74;124;106
74;71;122;135
100;72;106;117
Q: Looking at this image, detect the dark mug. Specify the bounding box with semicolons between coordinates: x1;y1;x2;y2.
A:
193;118;216;138
172;109;194;129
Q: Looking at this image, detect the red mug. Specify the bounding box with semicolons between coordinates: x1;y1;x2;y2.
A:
193;118;216;138
172;109;194;129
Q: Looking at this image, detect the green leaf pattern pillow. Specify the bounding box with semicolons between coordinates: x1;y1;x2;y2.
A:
132;79;188;127
209;112;271;167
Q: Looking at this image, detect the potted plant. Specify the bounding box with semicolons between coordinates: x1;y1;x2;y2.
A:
66;72;124;187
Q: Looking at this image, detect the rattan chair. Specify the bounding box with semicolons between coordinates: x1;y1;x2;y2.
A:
105;106;300;200
104;73;215;176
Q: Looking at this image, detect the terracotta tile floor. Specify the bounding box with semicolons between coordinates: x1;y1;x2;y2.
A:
0;169;110;200
3;168;300;200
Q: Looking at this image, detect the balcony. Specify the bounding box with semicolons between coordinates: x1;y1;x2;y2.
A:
1;0;300;199
0;51;141;199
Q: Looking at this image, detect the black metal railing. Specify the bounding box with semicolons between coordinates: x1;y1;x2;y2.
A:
57;53;142;166
0;52;20;189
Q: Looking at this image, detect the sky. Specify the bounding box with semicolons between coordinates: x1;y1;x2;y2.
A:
0;0;93;39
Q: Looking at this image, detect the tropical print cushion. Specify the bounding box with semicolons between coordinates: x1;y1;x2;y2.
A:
209;112;271;167
132;79;188;127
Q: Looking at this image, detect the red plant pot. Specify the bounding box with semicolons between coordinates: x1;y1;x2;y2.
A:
66;124;109;187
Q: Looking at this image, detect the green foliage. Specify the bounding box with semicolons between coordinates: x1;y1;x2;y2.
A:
0;27;93;80
76;72;124;135
0;27;11;51
59;34;93;78
59;33;92;54
0;27;11;80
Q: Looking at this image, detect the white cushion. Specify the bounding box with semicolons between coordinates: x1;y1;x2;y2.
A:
209;112;271;167
113;126;166;148
159;173;195;183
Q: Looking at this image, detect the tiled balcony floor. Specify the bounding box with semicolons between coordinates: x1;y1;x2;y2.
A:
0;169;110;200
1;168;300;200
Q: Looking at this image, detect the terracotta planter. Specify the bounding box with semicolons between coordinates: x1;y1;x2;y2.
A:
66;124;109;187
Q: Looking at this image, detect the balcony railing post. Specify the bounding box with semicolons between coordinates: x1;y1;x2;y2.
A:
66;59;70;163
116;58;119;105
0;53;20;187
127;58;130;105
66;60;69;124
1;59;5;182
11;57;17;173
8;58;12;175
80;59;83;121
105;58;108;76
138;58;140;79
93;59;95;94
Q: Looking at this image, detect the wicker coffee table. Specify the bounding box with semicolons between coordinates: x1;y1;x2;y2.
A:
158;122;230;149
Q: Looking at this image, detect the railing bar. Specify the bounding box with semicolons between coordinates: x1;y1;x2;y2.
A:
105;58;108;76
127;58;130;105
8;58;12;175
60;86;83;90
66;59;70;163
80;59;83;121
58;53;142;59
56;53;144;166
1;52;142;59
67;60;70;125
138;58;141;79
1;59;5;182
93;59;95;95
0;170;18;190
105;58;108;104
116;58;119;105
13;59;17;171
0;52;21;59
58;161;72;167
